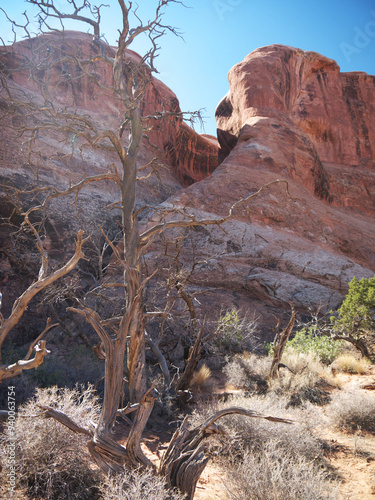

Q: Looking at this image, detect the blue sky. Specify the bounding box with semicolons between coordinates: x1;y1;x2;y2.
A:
2;1;375;135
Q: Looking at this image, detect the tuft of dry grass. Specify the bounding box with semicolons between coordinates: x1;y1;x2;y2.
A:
0;385;102;499
328;389;375;433
190;392;323;461
223;352;271;389
333;354;370;374
100;468;183;500
189;364;211;389
269;350;341;402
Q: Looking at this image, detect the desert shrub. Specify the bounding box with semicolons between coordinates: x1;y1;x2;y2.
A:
333;353;370;374
267;327;342;364
328;389;375;433
213;309;258;352
223;352;271;392
191;392;322;461
0;385;102;499
331;276;375;361
191;393;337;499
269;350;338;406
224;350;337;404
331;276;375;333
100;468;183;500
223;443;339;500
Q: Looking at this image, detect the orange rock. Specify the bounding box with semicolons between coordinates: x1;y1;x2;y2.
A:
155;45;375;334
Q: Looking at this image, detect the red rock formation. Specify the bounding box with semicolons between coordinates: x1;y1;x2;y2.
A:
1;38;375;339
0;31;217;191
0;31;217;333
150;45;375;335
216;44;375;212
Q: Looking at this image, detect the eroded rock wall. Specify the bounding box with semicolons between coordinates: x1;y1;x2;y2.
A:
147;45;375;335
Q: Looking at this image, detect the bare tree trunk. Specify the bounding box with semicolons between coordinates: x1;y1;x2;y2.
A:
176;323;204;391
332;334;372;360
268;307;296;380
95;338;127;439
127;299;147;404
160;407;293;499
126;387;157;467
145;330;171;387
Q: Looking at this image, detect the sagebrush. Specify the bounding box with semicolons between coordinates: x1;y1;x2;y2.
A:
0;385;102;499
328;389;375;433
100;468;183;500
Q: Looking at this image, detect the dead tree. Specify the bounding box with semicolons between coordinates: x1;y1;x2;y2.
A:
159;407;293;499
0;227;85;380
268;305;296;380
163;237;209;392
0;0;291;493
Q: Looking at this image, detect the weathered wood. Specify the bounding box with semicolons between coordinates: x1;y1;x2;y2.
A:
126;387;157;468
268;307;296;380
176;322;205;391
145;330;171;387
160;407;293;499
0;340;51;381
38;404;93;436
0;231;85;363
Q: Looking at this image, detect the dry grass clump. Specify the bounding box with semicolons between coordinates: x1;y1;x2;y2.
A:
224;350;339;404
269;350;341;406
100;468;183;500
333;353;370;374
281;350;337;386
0;385;102;499
189;363;211;389
223;352;271;390
328;389;375;433
223;443;339;500
191;393;337;499
191;392;322;461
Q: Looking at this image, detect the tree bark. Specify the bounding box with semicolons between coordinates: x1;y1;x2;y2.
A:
176;323;204;391
332;334;372;360
0;231;84;360
160;407;293;499
268;308;296;380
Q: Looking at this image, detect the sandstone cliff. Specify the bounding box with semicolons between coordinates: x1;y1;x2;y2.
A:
0;31;217;340
1;38;374;340
147;45;375;335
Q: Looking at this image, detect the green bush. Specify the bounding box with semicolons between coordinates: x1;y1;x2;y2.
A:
214;309;257;352
331;276;375;333
266;327;341;364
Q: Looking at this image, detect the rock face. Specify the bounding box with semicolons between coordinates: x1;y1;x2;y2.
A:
216;44;375;212
0;31;218;195
0;31;218;248
0;31;217;335
1;38;374;340
148;45;375;336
